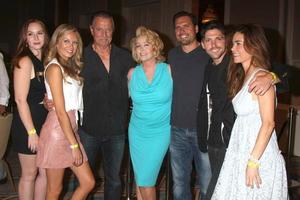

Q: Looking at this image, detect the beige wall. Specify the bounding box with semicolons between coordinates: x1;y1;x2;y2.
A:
288;0;300;106
120;0;195;51
224;0;286;62
224;0;300;67
286;0;300;68
225;0;300;106
69;0;107;28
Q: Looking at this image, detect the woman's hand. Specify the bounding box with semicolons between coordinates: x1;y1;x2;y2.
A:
246;166;262;188
72;147;83;167
43;93;54;111
28;133;39;153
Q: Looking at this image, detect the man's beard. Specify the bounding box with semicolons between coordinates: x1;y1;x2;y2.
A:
178;36;196;46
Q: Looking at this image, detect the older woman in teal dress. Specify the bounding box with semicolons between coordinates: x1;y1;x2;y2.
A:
127;26;173;200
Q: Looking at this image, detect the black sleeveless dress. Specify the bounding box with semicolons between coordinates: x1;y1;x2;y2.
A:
11;51;47;155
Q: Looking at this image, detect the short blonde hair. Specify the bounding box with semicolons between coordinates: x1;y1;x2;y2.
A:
130;26;165;63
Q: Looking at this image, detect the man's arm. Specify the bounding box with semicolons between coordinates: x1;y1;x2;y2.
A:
0;53;10;114
248;71;275;96
271;62;289;93
197;66;210;153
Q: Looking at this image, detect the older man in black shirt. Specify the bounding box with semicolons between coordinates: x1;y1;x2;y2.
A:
79;11;134;200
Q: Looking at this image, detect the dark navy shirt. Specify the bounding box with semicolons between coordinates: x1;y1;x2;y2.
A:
81;44;134;137
168;45;209;128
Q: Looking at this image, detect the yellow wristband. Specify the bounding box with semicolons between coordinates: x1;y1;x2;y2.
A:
270;72;278;84
70;143;79;149
247;160;260;168
27;128;37;135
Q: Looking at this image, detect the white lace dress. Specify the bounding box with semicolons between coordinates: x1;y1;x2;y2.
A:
211;69;288;200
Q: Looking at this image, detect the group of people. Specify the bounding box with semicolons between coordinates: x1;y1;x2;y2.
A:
198;20;287;200
8;9;288;200
11;19;95;199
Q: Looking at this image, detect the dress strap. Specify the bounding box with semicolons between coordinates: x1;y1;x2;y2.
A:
246;68;268;85
44;58;64;73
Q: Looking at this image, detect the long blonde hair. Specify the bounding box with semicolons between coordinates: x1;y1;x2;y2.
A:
45;24;83;82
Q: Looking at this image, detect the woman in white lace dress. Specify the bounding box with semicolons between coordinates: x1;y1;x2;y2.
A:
211;24;287;200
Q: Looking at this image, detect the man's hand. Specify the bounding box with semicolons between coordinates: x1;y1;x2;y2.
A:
248;71;273;96
0;105;7;116
43;93;54;111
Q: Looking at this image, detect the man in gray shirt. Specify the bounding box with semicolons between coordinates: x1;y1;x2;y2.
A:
168;11;211;200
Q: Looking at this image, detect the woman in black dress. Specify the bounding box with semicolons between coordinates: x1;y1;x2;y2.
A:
11;19;49;200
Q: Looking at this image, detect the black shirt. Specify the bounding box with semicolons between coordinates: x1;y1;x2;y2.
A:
197;54;235;151
81;44;134;137
168;45;209;128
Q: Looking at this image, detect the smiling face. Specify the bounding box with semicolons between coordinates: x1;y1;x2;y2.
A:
135;36;155;63
56;31;79;60
26;22;45;52
174;16;198;46
90;16;113;48
231;32;252;68
201;28;226;65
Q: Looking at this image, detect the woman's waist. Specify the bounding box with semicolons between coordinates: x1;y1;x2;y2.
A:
131;112;170;124
132;107;170;117
45;110;78;127
130;116;170;129
47;109;77;118
235;111;260;117
48;100;82;112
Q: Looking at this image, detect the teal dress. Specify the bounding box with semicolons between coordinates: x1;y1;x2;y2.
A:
129;62;173;186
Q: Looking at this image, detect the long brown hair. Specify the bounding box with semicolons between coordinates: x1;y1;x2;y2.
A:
44;24;83;83
227;24;270;99
12;19;49;68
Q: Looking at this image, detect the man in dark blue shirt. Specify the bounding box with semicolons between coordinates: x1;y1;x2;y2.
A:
168;11;211;200
79;11;134;200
